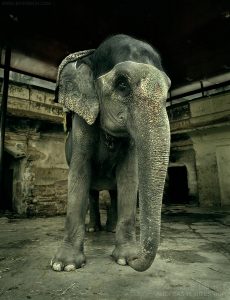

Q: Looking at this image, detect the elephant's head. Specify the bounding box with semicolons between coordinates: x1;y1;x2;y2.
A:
57;35;171;271
96;61;171;271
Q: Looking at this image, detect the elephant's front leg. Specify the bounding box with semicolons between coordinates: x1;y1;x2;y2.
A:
51;114;95;272
112;144;138;266
51;158;90;272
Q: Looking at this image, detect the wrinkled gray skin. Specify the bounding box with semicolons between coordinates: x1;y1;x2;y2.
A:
65;128;118;233
67;134;118;233
51;34;171;272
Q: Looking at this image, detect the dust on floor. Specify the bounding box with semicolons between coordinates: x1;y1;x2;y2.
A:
0;206;230;300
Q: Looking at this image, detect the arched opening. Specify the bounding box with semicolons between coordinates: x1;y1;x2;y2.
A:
164;166;189;205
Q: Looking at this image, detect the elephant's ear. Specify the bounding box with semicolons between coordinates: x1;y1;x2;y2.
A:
56;50;99;125
163;72;171;89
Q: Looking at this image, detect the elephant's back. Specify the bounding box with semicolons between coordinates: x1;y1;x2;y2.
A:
93;34;163;78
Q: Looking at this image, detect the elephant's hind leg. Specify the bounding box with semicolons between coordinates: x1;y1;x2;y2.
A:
106;189;117;232
86;190;102;232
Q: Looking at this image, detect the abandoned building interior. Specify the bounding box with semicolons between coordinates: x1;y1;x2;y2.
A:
0;1;230;299
0;71;230;215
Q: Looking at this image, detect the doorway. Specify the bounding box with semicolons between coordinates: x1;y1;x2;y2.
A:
0;151;14;211
164;166;189;204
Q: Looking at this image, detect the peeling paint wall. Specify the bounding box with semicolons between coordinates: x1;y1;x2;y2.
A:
4;121;68;215
30;132;68;215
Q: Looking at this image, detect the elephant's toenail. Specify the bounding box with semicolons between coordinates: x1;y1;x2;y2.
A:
52;262;62;271
117;258;127;265
64;264;76;272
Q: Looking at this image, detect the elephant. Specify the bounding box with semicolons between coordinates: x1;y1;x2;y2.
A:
64;111;118;233
51;34;171;272
86;189;118;233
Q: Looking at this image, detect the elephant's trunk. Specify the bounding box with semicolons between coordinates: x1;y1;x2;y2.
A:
128;84;170;272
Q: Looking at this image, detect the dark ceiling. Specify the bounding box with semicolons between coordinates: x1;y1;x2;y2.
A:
0;0;230;88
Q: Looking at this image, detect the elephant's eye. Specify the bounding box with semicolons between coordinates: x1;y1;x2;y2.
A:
114;75;131;96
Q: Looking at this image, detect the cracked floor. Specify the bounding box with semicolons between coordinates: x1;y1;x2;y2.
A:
0;206;230;300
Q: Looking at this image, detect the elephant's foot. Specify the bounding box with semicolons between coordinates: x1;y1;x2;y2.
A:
51;242;86;272
86;221;102;232
112;243;138;266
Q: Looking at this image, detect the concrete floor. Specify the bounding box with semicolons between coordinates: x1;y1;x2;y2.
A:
0;206;230;300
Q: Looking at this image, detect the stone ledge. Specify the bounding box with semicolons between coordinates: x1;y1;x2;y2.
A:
6;96;64;123
190;93;230;117
0;80;63;123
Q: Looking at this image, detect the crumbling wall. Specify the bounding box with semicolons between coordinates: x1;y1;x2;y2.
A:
4;122;68;216
1;78;68;216
29;132;68;216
